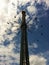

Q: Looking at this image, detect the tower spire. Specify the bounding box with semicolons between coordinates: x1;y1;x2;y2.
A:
20;11;30;65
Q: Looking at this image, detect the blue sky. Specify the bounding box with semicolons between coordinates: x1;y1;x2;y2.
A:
0;0;49;65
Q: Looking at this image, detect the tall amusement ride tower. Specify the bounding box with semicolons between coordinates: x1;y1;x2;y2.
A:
20;11;30;65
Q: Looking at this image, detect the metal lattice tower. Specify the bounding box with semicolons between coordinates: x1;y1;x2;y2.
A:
20;11;30;65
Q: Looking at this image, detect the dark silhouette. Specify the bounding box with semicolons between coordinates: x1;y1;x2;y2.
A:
20;11;30;65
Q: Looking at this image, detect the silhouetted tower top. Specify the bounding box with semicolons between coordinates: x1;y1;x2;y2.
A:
20;11;30;65
21;11;27;28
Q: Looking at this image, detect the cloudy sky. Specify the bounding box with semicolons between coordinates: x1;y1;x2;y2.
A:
0;0;49;65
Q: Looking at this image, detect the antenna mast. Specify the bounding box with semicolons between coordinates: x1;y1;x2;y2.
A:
20;11;30;65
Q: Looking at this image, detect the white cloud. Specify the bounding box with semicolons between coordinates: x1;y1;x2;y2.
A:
29;42;38;49
0;42;20;65
33;43;38;48
27;6;37;15
0;53;20;65
0;0;20;43
37;0;49;8
30;54;47;65
18;0;30;5
45;0;49;7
